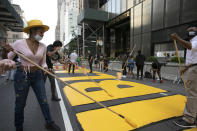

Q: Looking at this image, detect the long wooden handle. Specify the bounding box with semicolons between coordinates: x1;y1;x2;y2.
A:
122;44;136;70
13;50;121;116
173;40;187;88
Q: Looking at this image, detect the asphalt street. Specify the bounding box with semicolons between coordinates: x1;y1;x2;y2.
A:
0;68;191;131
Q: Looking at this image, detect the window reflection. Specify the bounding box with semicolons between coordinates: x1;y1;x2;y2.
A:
134;4;142;35
101;3;105;11
122;0;127;13
112;0;116;17
108;0;111;13
116;0;121;15
154;43;184;57
127;0;133;9
133;0;136;6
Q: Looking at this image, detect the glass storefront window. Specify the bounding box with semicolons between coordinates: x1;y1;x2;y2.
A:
154;43;184;57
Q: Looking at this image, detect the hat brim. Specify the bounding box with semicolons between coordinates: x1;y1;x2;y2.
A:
23;25;49;34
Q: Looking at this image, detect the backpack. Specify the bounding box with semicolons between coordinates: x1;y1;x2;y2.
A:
145;71;152;79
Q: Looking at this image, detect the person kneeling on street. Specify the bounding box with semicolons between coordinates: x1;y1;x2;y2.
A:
151;59;162;83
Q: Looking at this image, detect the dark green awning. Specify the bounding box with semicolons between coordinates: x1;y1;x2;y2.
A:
77;8;108;24
0;0;23;32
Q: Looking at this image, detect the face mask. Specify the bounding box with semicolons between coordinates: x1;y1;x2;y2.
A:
34;34;43;42
188;31;196;39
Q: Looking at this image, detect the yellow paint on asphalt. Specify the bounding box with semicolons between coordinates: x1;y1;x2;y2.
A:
76;95;186;131
63;80;166;106
55;69;86;74
60;72;116;81
184;128;197;131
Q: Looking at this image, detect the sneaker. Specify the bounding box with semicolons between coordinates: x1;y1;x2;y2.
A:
51;96;61;101
173;119;196;128
153;80;156;83
160;80;163;83
45;121;61;131
122;75;126;78
105;69;108;72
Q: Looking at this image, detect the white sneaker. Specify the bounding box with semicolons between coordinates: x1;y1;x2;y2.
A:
122;75;126;78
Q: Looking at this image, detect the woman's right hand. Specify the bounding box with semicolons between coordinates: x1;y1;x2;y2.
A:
0;59;16;74
48;68;55;74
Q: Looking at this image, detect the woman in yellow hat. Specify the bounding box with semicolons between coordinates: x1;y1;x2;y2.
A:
6;20;60;131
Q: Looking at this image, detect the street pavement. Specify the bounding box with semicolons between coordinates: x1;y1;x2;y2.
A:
0;67;195;131
0;74;66;131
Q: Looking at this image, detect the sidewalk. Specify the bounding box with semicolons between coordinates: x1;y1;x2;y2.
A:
106;61;184;81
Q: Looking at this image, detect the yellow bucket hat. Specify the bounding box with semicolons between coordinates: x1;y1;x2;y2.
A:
23;20;49;34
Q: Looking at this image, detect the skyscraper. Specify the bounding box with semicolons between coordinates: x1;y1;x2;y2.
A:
78;0;197;58
55;0;66;42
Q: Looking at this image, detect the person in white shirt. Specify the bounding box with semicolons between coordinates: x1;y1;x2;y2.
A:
68;50;78;74
171;26;197;128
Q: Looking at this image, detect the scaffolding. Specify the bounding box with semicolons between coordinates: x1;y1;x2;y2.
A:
80;21;105;57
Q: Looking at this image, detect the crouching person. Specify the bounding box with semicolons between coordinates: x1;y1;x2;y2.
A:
152;59;162;83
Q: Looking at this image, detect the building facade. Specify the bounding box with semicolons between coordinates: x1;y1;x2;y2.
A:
56;0;79;46
55;0;66;42
0;0;23;51
65;0;79;43
78;0;197;58
7;4;25;44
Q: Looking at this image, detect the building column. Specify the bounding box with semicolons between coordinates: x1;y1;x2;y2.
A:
101;24;105;54
83;22;85;57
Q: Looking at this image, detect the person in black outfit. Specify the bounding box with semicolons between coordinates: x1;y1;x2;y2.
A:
103;54;109;72
121;53;127;77
135;50;145;80
88;50;93;73
94;54;100;69
152;59;163;83
45;40;66;101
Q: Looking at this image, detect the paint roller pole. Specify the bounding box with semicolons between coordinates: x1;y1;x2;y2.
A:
119;44;136;78
12;50;137;129
173;40;187;88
